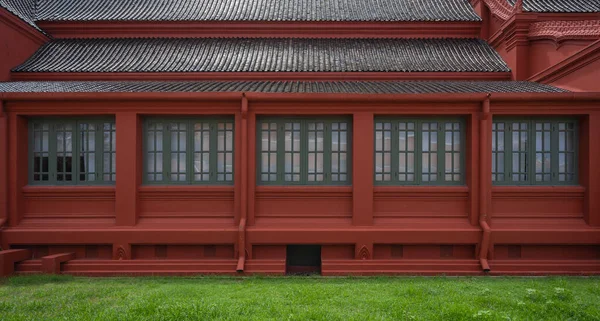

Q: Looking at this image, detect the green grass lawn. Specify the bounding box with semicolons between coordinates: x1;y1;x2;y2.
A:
1;276;599;321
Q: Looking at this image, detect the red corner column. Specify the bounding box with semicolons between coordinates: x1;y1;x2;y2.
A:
585;112;600;226
115;112;141;226
352;112;374;226
7;112;27;229
0;101;7;228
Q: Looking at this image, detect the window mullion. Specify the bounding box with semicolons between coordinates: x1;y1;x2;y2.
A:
276;120;285;185
27;121;34;185
74;120;82;185
390;121;399;185
94;121;103;184
528;120;535;185
300;120;308;185
48;122;57;185
437;122;444;185
163;123;171;184
324;121;331;185
504;122;511;185
187;119;194;185
209;121;217;184
415;120;422;186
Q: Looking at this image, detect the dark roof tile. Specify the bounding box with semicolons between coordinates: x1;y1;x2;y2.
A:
0;81;567;93
508;0;599;13
35;0;481;22
0;0;40;30
14;38;510;73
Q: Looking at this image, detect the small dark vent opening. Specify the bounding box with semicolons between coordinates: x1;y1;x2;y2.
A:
286;245;321;275
508;245;522;259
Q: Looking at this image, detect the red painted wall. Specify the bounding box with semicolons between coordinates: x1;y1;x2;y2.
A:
550;58;600;92
528;40;592;78
0;15;44;81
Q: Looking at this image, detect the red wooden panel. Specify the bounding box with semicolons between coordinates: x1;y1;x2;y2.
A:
494;245;600;260
22;187;116;219
492;187;584;218
322;245;354;260
374;188;469;218
139;187;234;219
252;245;286;260
255;187;352;219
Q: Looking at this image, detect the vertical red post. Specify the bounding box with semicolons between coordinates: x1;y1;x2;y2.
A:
247;111;256;227
115;112;140;226
585;112;600;226
352;112;374;226
8;113;27;228
0;101;7;227
469;113;480;226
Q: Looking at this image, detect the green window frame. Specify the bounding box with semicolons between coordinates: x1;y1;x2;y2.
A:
374;118;465;186
29;118;116;185
492;118;578;186
143;117;234;185
257;117;352;185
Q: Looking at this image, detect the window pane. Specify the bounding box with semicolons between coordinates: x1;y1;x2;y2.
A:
534;122;551;183
307;122;323;182
32;122;50;182
260;122;278;182
55;124;73;182
444;122;461;182
78;123;96;182
216;121;234;182
398;121;415;182
331;122;349;182
146;122;163;182
558;121;576;183
102;122;116;182
421;122;438;183
169;122;187;182
193;122;210;182
375;122;392;182
511;122;528;182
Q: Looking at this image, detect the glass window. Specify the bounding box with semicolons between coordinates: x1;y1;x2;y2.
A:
144;117;234;185
493;118;578;185
29;118;116;185
374;118;464;185
257;118;351;185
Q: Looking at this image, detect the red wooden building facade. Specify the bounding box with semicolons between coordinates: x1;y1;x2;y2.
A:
0;0;599;276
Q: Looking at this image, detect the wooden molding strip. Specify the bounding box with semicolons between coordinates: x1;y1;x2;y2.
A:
37;21;481;39
10;71;513;82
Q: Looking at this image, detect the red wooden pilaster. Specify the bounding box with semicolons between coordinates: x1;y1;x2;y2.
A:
7;113;27;228
469;113;481;226
115;112;141;226
585;112;600;226
247;111;256;227
0;101;7;228
352;112;374;226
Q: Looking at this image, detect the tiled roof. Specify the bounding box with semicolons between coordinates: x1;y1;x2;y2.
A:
0;0;40;30
508;0;600;13
35;0;481;22
13;38;510;73
0;81;567;93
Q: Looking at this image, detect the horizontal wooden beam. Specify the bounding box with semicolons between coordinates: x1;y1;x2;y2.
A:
10;72;513;82
37;21;481;39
